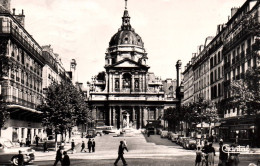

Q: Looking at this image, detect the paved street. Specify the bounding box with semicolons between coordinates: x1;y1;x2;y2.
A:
32;131;260;166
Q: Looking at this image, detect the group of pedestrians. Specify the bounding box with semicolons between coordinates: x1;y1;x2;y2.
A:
195;139;240;166
53;146;70;166
81;138;95;153
195;141;216;166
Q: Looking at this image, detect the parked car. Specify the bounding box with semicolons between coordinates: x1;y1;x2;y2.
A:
156;128;163;135
170;133;179;142
167;131;174;140
99;126;120;135
176;136;184;145
0;137;35;166
146;127;155;135
183;138;197;150
178;136;189;146
160;131;168;138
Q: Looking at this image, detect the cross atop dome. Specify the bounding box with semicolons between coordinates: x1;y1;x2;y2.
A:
122;0;131;30
125;0;128;9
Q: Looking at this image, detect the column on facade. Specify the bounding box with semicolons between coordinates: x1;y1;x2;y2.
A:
93;106;97;123
120;106;122;128
132;107;135;128
112;106;116;127
139;74;142;92
109;106;112;126
155;107;159;120
111;72;114;92
143;106;148;126
105;73;109;92
119;73;122;92
142;73;146;92
131;73;134;92
139;107;142;129
109;72;112;92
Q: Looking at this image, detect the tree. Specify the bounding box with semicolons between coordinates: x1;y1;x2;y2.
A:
38;81;89;149
0;37;12;137
229;67;260;115
0;95;9;136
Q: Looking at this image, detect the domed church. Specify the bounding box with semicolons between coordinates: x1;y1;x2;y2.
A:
88;1;178;129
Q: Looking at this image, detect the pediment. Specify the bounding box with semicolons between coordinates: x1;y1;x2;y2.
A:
114;60;140;68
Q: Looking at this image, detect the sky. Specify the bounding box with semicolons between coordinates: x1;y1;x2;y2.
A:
12;0;246;84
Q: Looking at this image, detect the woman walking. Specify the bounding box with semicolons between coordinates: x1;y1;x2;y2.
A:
207;143;215;166
195;147;202;166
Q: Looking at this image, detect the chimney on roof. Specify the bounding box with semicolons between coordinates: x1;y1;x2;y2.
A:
231;7;239;17
13;9;25;27
0;0;11;12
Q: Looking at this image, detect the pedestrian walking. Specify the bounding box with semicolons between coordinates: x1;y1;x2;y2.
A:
67;139;75;154
114;141;128;166
202;141;210;166
88;138;92;153
17;150;24;166
26;138;30;147
91;139;95;152
207;143;215;166
53;146;63;166
62;151;70;166
35;135;40;147
81;141;86;152
43;141;49;152
195;147;202;166
219;140;228;166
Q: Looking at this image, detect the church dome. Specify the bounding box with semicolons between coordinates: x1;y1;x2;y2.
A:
108;9;144;48
109;30;144;47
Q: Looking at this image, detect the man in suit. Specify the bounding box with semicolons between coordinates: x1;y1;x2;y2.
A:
53;146;63;166
91;139;95;152
88;139;92;153
80;141;86;152
114;141;128;166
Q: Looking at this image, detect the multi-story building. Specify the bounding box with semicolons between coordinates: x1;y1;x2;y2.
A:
209;24;225;104
182;54;195;105
0;1;73;143
181;0;259;145
221;0;259;145
193;38;212;103
42;45;72;90
87;3;178;129
0;1;45;142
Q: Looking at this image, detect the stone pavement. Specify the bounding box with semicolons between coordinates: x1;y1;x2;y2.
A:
33;131;260;166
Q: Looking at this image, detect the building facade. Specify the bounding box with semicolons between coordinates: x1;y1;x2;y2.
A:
0;1;73;143
221;0;260;145
181;0;260;146
88;5;178;129
0;2;44;142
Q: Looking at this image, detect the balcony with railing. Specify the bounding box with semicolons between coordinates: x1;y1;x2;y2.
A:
0;25;44;63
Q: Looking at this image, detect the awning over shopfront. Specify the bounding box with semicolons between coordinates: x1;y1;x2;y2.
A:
7;104;43;122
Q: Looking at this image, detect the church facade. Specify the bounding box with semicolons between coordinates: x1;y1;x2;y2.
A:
88;5;178;129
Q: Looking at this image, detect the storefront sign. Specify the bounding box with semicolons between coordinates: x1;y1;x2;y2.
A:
222;144;250;154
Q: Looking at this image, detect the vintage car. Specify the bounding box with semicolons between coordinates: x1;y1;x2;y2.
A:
98;126;120;135
156;128;163;135
160;131;168;138
0;137;35;166
170;133;179;142
183;138;197;150
177;136;189;146
167;131;174;140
